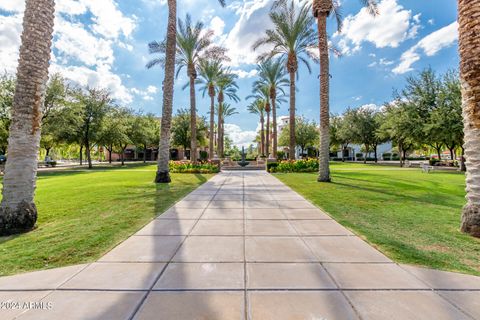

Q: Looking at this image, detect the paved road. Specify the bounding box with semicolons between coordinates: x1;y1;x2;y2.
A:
1;171;479;319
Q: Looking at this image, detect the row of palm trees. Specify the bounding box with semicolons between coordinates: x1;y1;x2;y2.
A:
248;59;288;158
1;0;479;238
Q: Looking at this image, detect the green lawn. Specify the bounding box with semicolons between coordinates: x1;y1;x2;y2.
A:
275;162;480;276
0;164;213;276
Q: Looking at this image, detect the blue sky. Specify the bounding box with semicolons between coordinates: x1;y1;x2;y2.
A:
0;0;459;146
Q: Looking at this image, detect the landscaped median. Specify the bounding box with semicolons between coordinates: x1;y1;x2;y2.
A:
274;162;480;276
0;164;214;276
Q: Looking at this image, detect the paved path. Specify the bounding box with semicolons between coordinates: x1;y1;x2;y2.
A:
1;171;479;320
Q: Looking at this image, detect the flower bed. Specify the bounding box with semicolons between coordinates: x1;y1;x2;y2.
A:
169;161;220;174
268;159;319;173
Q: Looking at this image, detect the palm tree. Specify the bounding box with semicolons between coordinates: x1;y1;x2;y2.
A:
248;99;267;157
197;59;224;159
254;58;289;158
0;0;55;235
459;0;480;238
147;0;176;183
216;103;239;152
216;72;240;158
311;0;378;182
248;85;273;157
255;59;288;158
147;0;226;183
148;15;225;163
253;1;317;160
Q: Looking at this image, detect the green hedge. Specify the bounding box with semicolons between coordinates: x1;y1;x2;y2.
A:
268;159;319;173
169;161;220;174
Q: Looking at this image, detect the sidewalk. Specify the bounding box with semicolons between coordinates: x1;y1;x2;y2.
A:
0;171;479;319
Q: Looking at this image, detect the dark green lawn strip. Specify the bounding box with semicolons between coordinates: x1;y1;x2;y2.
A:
275;163;480;276
0;165;212;276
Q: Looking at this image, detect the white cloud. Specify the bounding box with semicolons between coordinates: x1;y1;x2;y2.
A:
53;64;133;104
336;0;420;55
0;0;24;12
209;16;226;39
147;85;158;94
231;69;258;79
223;0;274;66
0;13;23;73
393;22;458;74
0;0;137;104
224;123;257;147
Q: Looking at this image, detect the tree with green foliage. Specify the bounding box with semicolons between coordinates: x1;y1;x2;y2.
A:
379;102;416;167
330;110;356;161
350;106;377;163
130;113;160;163
435;71;463;165
171;109;208;158
279;116;319;157
76;89;111;169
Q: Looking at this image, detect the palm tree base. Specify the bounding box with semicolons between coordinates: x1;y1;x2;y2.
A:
461;204;480;238
317;175;331;183
0;201;37;236
155;171;172;184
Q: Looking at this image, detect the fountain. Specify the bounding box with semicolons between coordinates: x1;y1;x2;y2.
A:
237;146;250;167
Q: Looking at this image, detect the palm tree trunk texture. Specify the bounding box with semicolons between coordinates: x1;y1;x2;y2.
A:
155;0;177;183
209;92;215;159
189;67;197;163
266;111;270;157
217;101;223;158
0;0;55;235
317;13;331;182
260;116;265;157
459;0;480;237
271;91;278;159
288;70;296;160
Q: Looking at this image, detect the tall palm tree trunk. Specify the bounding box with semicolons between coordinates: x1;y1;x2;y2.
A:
209;91;215;159
189;69;197;163
459;0;480;237
217;101;223;158
272;95;278;159
0;0;55;236
155;0;177;183
266;110;271;157
317;12;331;182
288;70;296;160
260;116;265;157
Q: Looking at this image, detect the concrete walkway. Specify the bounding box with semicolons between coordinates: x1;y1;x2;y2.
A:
1;171;479;320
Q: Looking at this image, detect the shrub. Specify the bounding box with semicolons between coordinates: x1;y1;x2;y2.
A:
169;161;220;174
277;151;286;160
199;151;208;161
267;162;279;172
269;159;319;173
429;158;441;166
